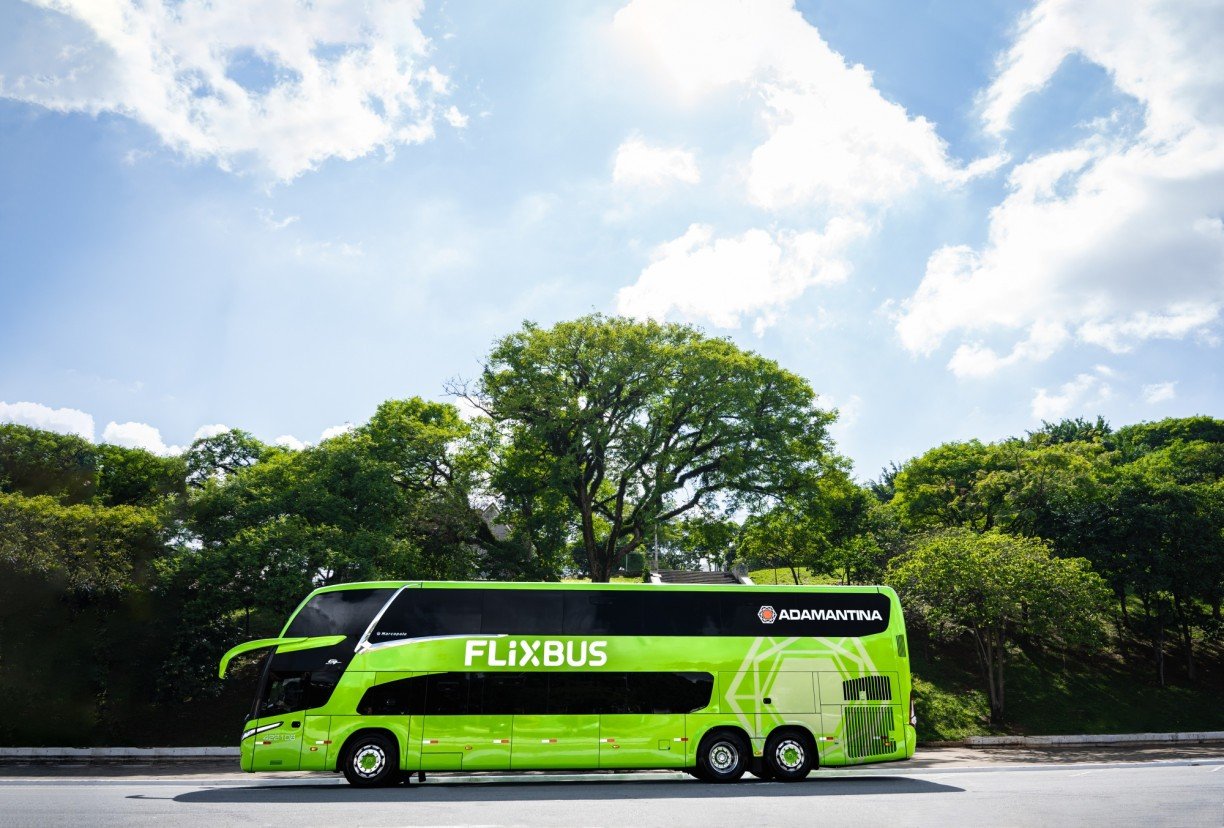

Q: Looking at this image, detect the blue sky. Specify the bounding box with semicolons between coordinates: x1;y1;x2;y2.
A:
1;0;1221;478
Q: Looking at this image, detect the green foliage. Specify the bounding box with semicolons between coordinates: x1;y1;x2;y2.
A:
469;314;836;581
623;550;645;575
0;492;164;593
888;529;1109;721
740;469;887;584
654;515;741;571
0;492;171;744
0;424;97;504
185;428;268;487
96;443;186;507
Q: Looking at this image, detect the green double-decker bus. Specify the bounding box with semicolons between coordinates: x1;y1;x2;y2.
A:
220;581;916;786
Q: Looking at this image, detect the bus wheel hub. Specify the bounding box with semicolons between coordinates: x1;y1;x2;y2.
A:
775;739;804;771
354;746;385;777
710;742;738;771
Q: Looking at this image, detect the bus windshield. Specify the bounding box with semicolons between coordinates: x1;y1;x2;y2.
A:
283;588;396;639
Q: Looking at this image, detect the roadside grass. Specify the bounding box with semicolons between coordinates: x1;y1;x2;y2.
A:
910;629;1224;740
747;567;841;585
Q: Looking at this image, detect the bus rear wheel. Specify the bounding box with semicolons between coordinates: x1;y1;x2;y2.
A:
695;731;748;783
764;729;815;782
342;732;401;788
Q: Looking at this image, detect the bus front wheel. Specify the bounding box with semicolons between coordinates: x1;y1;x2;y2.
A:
695;730;749;783
342;732;401;788
764;729;815;782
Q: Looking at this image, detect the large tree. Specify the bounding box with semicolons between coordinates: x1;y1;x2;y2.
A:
887;528;1108;723
460;315;836;581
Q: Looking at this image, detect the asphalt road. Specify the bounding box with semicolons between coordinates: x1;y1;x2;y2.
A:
1;754;1222;827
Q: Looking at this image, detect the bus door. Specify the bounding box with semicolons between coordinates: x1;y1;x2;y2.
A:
300;714;331;771
251;669;308;771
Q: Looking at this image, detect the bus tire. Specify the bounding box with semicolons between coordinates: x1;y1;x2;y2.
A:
764;728;815;782
342;732;401;788
695;730;749;783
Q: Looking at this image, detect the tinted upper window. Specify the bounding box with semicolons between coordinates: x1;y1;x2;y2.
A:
284;588;396;638
367;587;890;640
356;671;714;716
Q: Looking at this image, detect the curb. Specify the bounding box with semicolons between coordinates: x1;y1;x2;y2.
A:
919;731;1224;749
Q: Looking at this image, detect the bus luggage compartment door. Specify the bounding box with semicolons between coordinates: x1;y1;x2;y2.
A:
422;714;512;771
511;715;599;769
598;714;686;769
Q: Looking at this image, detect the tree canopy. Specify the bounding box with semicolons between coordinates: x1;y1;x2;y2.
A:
461;315;838;580
887;528;1109;722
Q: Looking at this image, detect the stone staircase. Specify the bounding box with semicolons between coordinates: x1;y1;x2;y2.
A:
648;567;753;585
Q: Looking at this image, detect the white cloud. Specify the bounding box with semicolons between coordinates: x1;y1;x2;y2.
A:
1031;371;1113;421
615;218;869;332
0;401;95;440
947;320;1069;379
102;421;183;455
612;136;700;188
1142;381;1177;404
320;423;354;441
610;0;993;330
193;423;230;440
896;0;1224;374
0;0;452;180
257;209;299;231
981;0;1224;142
827;393;863;444
613;0;989;214
443;105;468;128
274;434;306;450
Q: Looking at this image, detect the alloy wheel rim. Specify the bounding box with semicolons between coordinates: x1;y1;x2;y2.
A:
774;739;805;771
354;745;386;778
709;740;739;773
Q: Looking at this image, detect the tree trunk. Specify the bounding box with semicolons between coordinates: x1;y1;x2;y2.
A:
1173;596;1195;681
971;625;1005;724
1155;622;1165;687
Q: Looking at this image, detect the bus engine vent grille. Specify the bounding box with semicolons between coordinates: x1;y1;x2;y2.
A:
843;675;891;701
896;634;908;658
843;706;896;759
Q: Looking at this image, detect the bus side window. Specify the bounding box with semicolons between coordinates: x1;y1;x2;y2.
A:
356;675;426;715
483;591;563;635
483;672;543;715
563;592;644;636
425;673;470;715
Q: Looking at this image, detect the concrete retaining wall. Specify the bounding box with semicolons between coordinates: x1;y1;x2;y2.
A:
963;731;1224;748
0;747;239;759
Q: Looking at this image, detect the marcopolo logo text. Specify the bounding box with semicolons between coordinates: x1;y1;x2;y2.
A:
464;639;608;668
